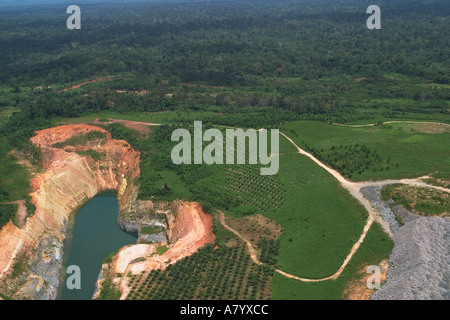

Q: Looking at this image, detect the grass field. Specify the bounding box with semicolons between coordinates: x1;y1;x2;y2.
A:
0;107;19;126
0;139;34;204
260;138;370;279
270;221;393;300
281;121;450;181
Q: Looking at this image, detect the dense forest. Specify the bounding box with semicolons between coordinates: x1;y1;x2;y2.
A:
0;0;449;211
1;0;449;127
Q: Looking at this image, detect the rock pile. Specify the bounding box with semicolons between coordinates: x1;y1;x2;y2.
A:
361;186;400;233
362;186;449;300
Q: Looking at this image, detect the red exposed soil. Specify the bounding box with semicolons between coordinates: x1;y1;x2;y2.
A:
92;118;161;137
112;202;215;299
343;260;388;300
58;78;113;93
126;202;214;273
0;124;140;293
31;124;111;147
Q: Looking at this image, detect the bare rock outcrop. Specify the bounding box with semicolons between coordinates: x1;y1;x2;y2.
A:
118;200;169;243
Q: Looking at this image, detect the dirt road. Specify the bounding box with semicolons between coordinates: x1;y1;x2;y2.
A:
93;118;161;137
358;177;450;194
332;120;450;128
58;78;113;93
218;211;261;266
217;131;449;283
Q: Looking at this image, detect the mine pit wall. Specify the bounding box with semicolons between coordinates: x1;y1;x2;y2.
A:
95;201;214;300
118;200;173;238
0;125;140;300
165;200;191;243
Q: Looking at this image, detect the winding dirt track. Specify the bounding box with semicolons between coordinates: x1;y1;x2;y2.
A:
7;119;448;285
57;78;113;93
332;120;450;128
92;118;161;137
100;119;448;282
218;130;449;282
218;211;261;266
218;132;379;282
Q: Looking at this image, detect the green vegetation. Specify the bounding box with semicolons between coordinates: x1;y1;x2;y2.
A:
98;123;193;202
0;0;448;300
0;203;17;229
95;121;381;281
53;131;107;148
98;279;122;300
0;0;448;137
103;249;120;265
394;214;405;227
0;107;19;126
121;215;277;300
212;214;235;249
281;121;450;181
11;256;28;278
0;292;11;300
0;141;35;204
271;221;393;300
155;246;169;256
76;149;102;161
125;242;274;300
258;238;280;266
382;184;449;216
306;143;399;179
263;139;369;279
0;0;448;212
225;165;286;215
140;227;164;235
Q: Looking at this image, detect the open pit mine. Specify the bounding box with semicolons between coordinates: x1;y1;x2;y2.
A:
0;124;214;300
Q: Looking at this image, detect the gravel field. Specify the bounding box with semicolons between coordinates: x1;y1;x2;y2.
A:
362;187;449;300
